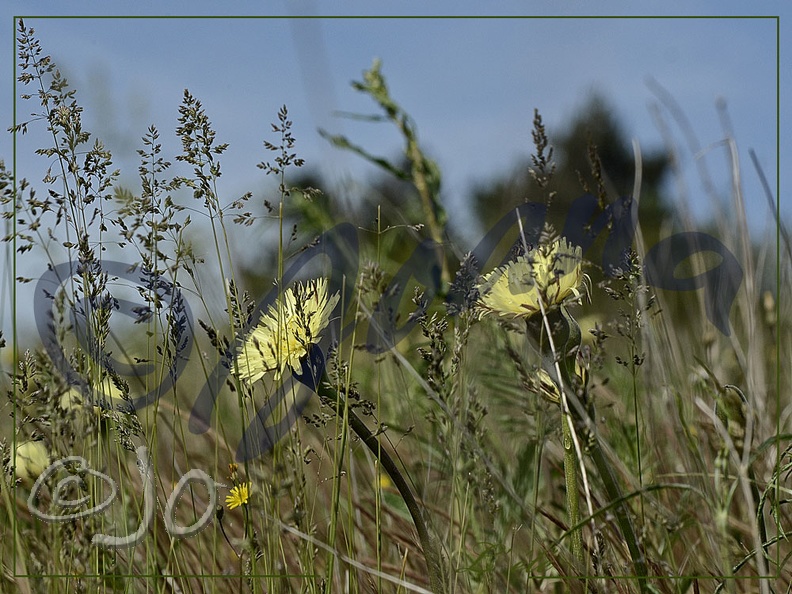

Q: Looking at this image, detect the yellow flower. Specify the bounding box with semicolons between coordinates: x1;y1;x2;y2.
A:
14;440;51;485
477;238;584;319
226;482;252;510
236;278;340;384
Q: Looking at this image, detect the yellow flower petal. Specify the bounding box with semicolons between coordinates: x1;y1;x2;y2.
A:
477;238;583;319
225;482;252;510
236;278;340;384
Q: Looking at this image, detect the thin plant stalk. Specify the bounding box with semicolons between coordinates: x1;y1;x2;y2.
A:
530;306;650;592
532;303;585;566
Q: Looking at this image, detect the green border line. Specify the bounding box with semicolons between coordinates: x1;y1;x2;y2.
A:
8;13;783;587
11;8;18;584
774;13;781;581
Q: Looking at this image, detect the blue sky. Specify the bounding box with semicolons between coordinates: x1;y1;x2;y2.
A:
0;1;786;343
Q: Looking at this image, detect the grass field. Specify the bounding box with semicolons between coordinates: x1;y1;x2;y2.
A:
2;21;789;594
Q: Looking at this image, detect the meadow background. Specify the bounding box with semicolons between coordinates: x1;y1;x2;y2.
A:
1;8;788;594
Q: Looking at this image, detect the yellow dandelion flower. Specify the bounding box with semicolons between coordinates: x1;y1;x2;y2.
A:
236;278;340;384
477;238;584;319
14;440;51;485
226;482;252;510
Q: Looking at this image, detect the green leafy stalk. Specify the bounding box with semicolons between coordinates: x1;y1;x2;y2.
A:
561;406;584;562
319;59;450;285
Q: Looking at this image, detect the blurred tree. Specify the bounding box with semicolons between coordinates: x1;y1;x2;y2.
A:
470;94;671;252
